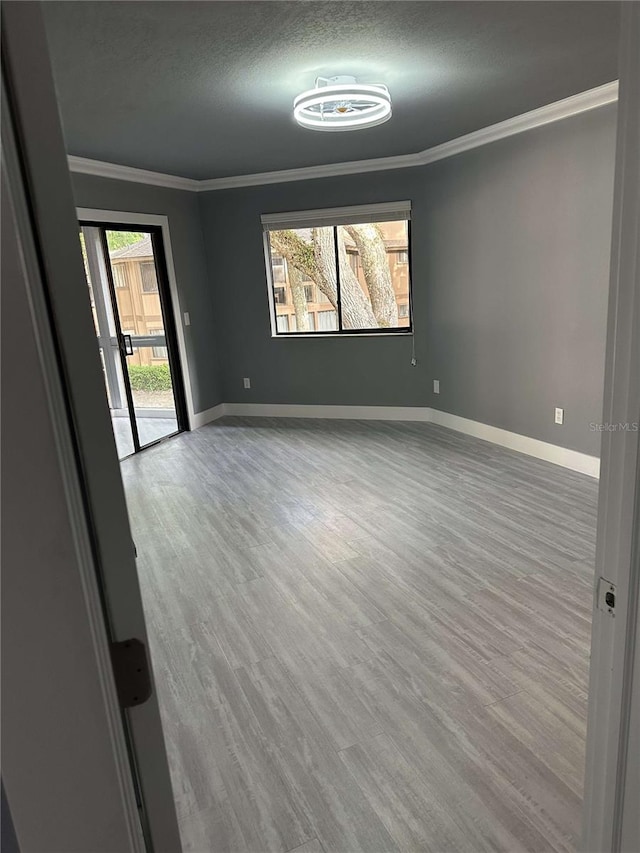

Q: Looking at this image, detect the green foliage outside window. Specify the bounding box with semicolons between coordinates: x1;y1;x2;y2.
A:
106;231;145;251
128;364;172;391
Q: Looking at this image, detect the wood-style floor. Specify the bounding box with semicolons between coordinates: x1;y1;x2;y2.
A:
122;417;598;853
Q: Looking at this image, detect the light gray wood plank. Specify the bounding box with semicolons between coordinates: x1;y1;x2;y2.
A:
248;542;387;630
121;416;597;852
287;839;325;853
338;732;479;852
486;689;586;796
234;661;400;852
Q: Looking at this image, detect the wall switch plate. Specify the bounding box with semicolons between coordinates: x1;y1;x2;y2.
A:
243;377;251;389
555;407;564;425
433;379;440;394
183;312;191;326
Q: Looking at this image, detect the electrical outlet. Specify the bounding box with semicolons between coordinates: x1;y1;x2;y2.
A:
183;312;191;326
433;379;440;394
555;407;564;425
243;377;251;389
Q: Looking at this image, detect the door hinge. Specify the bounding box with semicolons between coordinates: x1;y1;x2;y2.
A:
110;638;152;708
597;577;617;617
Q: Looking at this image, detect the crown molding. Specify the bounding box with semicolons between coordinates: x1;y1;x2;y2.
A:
67;155;200;191
196;150;425;191
67;80;618;193
419;80;618;166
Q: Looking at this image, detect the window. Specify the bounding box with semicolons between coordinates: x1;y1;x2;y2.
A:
112;265;129;289
317;309;338;331
263;201;412;335
140;261;158;293
271;254;286;283
149;328;167;359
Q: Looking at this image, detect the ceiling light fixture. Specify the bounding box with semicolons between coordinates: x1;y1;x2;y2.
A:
293;75;392;132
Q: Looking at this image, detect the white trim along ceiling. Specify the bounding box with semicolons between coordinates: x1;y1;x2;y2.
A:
67;81;618;192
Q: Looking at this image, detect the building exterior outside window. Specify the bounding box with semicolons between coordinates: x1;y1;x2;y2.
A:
107;235;167;367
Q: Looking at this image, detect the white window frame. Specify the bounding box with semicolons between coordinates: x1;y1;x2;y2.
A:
77;208;196;430
262;200;413;338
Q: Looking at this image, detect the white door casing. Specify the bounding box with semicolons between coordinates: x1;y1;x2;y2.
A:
582;5;640;852
1;3;182;851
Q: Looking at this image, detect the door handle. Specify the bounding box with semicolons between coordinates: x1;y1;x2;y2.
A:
122;334;133;356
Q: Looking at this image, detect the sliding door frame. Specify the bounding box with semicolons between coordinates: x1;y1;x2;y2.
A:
81;220;189;453
77;208;196;432
97;225;144;453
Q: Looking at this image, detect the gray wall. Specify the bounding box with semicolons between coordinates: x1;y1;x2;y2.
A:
2;783;19;853
69;107;616;455
71;173;222;412
199;105;616;455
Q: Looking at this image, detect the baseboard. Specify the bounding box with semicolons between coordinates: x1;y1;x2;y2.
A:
428;409;600;479
223;402;433;421
191;403;226;429
201;402;600;478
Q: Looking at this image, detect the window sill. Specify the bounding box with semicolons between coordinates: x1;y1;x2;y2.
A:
271;330;413;339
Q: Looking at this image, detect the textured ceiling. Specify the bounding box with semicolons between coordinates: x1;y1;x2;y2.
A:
43;1;620;181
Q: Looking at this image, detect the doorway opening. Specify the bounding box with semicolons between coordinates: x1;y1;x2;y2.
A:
80;222;188;458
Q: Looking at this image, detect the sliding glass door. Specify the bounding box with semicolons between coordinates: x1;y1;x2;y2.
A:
80;223;187;459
